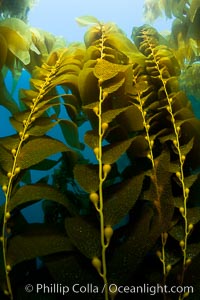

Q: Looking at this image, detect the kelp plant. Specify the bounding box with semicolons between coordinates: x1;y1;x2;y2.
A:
143;0;200;100
0;0;37;22
0;15;200;300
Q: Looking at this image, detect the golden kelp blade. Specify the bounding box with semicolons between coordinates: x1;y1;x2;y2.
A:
75;15;100;27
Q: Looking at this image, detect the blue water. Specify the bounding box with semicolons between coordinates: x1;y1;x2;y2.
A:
1;69;94;222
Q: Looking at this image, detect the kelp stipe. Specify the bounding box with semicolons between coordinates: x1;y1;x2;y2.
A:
0;47;84;298
130;44;169;282
89;24;112;300
130;25;175;291
131;55;175;290
73;21;143;300
1;50;57;298
72;18;168;300
132;25;200;299
83;23;111;300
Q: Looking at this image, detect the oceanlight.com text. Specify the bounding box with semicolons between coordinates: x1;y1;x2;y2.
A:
106;283;193;296
24;283;194;296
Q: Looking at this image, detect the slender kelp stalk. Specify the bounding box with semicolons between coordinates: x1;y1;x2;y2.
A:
148;45;192;300
165;97;191;300
89;24;112;300
131;64;169;291
1;50;67;299
131;25;194;299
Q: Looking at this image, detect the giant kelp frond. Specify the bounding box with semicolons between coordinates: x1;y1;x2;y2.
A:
132;25;200;169
131;24;180;284
28;28;69;73
83;20;145;63
132;24;200;295
0;17;68;114
79;21;144;111
0;17;39;113
132;25;181;143
72;22;147;300
0;18;39;66
0;46;86;298
0;18;45;113
9;46;84;143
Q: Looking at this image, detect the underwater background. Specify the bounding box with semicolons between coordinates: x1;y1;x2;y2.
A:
1;0;200;299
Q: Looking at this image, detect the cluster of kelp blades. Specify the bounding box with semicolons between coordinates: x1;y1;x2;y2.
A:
0;15;200;300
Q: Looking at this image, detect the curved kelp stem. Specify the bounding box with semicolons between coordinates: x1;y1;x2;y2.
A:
165;97;192;300
152;50;191;298
131;25;198;299
131;63;170;293
1;49;70;299
136;26;192;299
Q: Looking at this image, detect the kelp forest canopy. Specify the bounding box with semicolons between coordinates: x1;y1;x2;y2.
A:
0;1;200;300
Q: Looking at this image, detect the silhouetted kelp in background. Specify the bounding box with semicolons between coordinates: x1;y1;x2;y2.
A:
1;2;200;300
0;0;37;22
